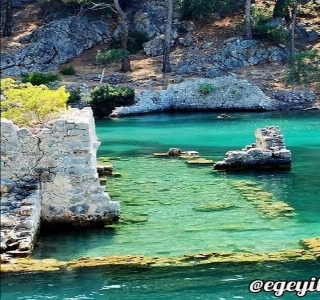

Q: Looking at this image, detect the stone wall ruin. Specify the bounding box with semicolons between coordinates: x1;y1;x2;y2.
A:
0;108;119;259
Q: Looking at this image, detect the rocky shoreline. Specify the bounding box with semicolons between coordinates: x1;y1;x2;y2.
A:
110;77;317;117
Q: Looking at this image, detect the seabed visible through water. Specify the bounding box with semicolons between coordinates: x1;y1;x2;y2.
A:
1;111;320;300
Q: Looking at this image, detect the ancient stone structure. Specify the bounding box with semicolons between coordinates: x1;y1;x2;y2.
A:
0;179;41;260
0;108;119;258
214;126;292;170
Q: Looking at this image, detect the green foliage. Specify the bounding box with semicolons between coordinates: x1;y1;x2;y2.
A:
286;50;320;85
198;83;215;95
250;6;289;42
67;90;82;106
21;72;61;86
0;78;69;126
109;30;149;54
176;0;241;20
127;30;149;53
89;84;135;117
96;48;129;66
60;65;76;75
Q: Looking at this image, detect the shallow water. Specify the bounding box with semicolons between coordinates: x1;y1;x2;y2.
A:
1;261;320;299
33;111;320;259
2;111;319;300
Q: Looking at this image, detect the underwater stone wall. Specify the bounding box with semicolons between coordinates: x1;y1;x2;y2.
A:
0;108;119;228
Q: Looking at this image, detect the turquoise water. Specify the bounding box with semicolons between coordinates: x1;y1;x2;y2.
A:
33;111;320;259
1;111;320;299
1;261;320;299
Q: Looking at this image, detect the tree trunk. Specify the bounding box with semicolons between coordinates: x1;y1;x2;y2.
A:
3;0;13;37
162;0;173;73
290;1;298;60
113;0;132;72
244;0;252;39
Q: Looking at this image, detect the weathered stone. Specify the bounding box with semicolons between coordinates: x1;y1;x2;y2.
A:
179;33;197;46
168;148;182;156
0;216;17;227
0;179;16;194
111;77;274;116
143;35;165;56
214;126;292;170
1;16;111;75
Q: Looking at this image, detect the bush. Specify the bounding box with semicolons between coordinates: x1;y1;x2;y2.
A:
286;50;320;85
60;65;76;75
0;78;69;126
89;84;134;118
67;90;82;106
176;0;241;20
21;72;61;86
198;83;215;95
96;49;129;66
109;30;149;54
250;6;289;42
128;30;149;53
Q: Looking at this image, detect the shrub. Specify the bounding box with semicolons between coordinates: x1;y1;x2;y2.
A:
109;30;149;54
21;72;61;86
67;90;82;106
1;78;69;126
250;6;289;42
286;50;320;85
89;84;134;118
176;0;241;20
60;65;76;75
128;30;149;53
96;49;129;66
198;83;215;95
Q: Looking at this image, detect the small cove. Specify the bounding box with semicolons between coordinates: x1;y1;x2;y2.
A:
2;111;319;300
32;111;320;259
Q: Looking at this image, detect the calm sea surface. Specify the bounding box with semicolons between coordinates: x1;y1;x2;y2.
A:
1;111;319;299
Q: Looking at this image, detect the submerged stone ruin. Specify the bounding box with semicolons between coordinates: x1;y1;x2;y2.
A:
214;126;292;170
0;108;119;260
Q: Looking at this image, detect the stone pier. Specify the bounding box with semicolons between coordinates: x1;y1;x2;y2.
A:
214;126;292;170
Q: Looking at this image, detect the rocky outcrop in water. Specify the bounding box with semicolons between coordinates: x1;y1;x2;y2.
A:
111;77;274;116
1;16;111;75
111;76;316;116
214;126;292;170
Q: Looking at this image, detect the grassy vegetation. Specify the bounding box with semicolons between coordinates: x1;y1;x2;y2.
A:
21;72;61;86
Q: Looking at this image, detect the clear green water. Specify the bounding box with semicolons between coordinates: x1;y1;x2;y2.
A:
1;111;320;299
33;111;320;259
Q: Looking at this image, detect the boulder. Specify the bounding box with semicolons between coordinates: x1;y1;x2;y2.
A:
143;35;165;56
168;148;182;156
1;16;111;75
